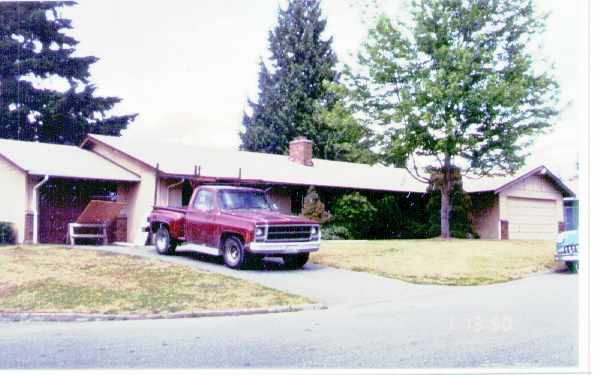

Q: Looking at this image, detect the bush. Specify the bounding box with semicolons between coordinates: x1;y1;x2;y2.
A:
321;225;352;240
0;222;16;245
424;180;477;239
301;186;331;224
331;192;377;239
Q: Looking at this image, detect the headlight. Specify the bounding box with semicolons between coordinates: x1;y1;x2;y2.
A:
255;226;266;238
310;226;319;238
556;232;566;244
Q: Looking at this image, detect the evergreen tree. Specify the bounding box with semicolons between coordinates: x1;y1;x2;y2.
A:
0;1;136;145
240;0;337;157
318;82;377;164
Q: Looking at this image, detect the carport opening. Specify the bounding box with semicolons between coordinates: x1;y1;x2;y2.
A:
38;178;121;244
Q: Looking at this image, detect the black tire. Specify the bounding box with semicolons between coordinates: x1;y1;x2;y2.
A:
155;226;176;255
566;261;579;273
283;253;310;269
222;236;247;269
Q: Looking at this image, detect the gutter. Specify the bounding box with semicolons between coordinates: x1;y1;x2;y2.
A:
32;175;49;244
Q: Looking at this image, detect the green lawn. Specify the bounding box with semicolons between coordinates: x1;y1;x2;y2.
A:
0;246;311;315
312;239;557;286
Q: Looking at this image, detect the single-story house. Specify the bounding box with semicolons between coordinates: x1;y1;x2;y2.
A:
1;135;575;245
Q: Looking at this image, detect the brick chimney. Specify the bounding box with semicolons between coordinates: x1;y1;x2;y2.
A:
288;137;313;166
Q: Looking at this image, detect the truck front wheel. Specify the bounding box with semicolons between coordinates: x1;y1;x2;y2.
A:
566;261;579;273
155;226;176;255
223;236;247;269
283;253;310;269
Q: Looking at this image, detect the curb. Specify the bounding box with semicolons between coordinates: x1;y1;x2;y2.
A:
0;303;327;322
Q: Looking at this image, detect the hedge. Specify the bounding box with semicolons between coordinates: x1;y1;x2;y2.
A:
0;222;16;245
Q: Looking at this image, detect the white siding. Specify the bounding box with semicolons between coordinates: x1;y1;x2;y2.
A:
0;157;27;243
471;193;500;240
88;142;154;245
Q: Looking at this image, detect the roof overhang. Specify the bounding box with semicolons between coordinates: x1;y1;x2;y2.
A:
493;165;575;197
27;172;140;183
0;138;141;183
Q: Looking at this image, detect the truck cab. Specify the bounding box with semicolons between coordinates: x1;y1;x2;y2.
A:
147;186;320;269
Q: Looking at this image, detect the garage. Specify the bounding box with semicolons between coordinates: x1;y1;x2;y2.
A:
0;139;140;244
467;166;575;240
37;179;119;244
505;197;558;240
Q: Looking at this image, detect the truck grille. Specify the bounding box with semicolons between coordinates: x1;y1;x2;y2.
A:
266;225;312;242
559;244;578;255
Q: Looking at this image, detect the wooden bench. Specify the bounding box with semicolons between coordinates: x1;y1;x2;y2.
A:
68;223;108;246
67;200;125;246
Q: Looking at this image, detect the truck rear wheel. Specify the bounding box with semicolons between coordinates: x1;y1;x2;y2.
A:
155;226;176;255
283;253;310;269
223;236;247;269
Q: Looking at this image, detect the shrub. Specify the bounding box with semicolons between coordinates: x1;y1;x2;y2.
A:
0;222;16;245
331;192;377;239
321;225;352;240
424;180;477;239
301;186;331;224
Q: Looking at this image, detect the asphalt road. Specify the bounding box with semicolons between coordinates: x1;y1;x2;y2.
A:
0;247;579;369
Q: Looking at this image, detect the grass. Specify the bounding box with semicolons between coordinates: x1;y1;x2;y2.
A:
311;239;557;286
0;246;311;315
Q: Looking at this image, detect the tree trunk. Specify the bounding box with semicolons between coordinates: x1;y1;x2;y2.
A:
440;154;452;239
440;183;451;239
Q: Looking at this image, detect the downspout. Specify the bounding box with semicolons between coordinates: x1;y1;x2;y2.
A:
153;163;160;206
32;175;49;244
166;178;185;206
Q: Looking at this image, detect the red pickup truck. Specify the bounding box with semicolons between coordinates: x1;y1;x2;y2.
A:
147;185;320;269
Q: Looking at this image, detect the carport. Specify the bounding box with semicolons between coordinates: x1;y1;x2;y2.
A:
0;139;140;244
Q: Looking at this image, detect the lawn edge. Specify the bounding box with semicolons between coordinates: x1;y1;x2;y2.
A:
0;303;327;322
311;261;559;286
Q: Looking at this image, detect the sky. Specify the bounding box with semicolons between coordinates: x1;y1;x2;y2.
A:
62;0;585;182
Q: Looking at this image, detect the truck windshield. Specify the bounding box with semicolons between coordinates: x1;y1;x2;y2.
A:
218;190;271;210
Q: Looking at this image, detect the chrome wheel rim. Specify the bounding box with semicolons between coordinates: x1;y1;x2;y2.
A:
226;244;240;264
156;232;168;250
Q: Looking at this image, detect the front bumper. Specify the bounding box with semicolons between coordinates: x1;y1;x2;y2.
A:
248;240;320;255
555;254;578;262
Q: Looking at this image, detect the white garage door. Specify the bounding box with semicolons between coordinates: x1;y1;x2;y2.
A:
506;197;558;240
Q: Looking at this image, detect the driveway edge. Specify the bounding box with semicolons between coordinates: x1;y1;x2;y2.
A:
0;303;327;322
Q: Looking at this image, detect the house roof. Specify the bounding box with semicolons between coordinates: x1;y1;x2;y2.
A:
80;134;575;198
0;138;140;182
462;165;576;197
82;134;428;193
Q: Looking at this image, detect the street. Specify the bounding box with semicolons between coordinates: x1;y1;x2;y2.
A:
0;251;578;369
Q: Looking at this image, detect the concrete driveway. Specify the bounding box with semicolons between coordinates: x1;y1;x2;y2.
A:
0;246;580;369
83;245;453;307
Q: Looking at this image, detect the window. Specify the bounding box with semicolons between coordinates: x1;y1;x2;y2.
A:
218;190;270;210
193;190;214;212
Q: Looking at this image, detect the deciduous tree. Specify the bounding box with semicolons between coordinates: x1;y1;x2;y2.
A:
349;0;559;238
